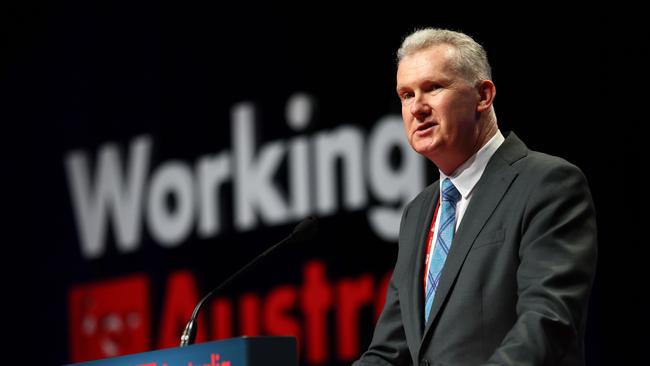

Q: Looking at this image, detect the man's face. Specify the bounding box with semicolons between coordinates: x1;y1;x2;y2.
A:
396;44;481;164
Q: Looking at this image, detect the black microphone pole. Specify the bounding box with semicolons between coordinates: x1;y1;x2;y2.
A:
179;216;318;347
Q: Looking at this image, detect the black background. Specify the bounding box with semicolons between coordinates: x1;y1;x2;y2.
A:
3;3;639;365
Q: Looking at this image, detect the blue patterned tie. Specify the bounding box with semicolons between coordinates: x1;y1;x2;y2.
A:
424;178;461;323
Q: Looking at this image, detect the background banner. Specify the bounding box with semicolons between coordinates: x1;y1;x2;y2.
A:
4;4;624;365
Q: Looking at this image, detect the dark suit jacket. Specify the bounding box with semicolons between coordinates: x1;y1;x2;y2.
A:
353;132;597;366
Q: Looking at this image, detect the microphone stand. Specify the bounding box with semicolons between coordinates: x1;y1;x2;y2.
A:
179;216;318;347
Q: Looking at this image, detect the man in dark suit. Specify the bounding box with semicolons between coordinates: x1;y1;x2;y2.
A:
353;28;597;365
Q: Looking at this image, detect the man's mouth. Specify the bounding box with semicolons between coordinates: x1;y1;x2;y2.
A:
415;121;437;135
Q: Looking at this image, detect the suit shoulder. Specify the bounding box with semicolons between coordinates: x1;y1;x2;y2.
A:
516;150;587;180
404;180;438;211
499;132;586;179
511;150;593;201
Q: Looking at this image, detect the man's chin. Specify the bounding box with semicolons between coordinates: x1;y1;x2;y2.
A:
414;142;439;157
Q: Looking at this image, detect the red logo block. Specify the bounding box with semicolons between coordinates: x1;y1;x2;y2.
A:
69;275;150;362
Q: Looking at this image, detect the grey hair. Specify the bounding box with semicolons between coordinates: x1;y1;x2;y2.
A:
397;28;492;84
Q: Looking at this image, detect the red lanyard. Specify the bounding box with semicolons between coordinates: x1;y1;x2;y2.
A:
423;197;441;292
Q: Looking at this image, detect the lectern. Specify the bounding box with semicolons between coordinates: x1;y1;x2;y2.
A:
65;336;297;366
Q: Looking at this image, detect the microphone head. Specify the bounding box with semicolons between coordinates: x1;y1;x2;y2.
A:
291;216;319;244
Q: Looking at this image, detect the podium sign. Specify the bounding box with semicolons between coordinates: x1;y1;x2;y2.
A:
65;337;297;366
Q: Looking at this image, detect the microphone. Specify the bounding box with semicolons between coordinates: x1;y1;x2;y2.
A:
179;216;319;347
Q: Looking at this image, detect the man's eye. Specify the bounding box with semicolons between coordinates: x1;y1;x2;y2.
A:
401;92;414;100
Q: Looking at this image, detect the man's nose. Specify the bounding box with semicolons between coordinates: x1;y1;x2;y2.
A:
410;95;431;120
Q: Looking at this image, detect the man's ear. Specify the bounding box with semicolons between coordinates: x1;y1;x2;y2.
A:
476;80;496;113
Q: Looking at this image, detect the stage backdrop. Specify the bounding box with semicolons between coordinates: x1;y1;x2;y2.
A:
4;4;619;366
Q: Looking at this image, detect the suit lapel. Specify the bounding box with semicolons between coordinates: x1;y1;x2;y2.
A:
421;133;526;340
405;183;439;341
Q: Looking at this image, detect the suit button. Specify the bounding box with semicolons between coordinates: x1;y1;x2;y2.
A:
419;360;430;366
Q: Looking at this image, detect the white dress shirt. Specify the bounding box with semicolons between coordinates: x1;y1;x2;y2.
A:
426;130;505;274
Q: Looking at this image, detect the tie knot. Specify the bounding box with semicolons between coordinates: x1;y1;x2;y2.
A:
441;178;461;203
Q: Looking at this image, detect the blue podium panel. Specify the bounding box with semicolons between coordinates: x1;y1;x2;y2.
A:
65;337;297;366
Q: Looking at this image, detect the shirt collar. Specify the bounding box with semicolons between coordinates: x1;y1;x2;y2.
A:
439;130;505;199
